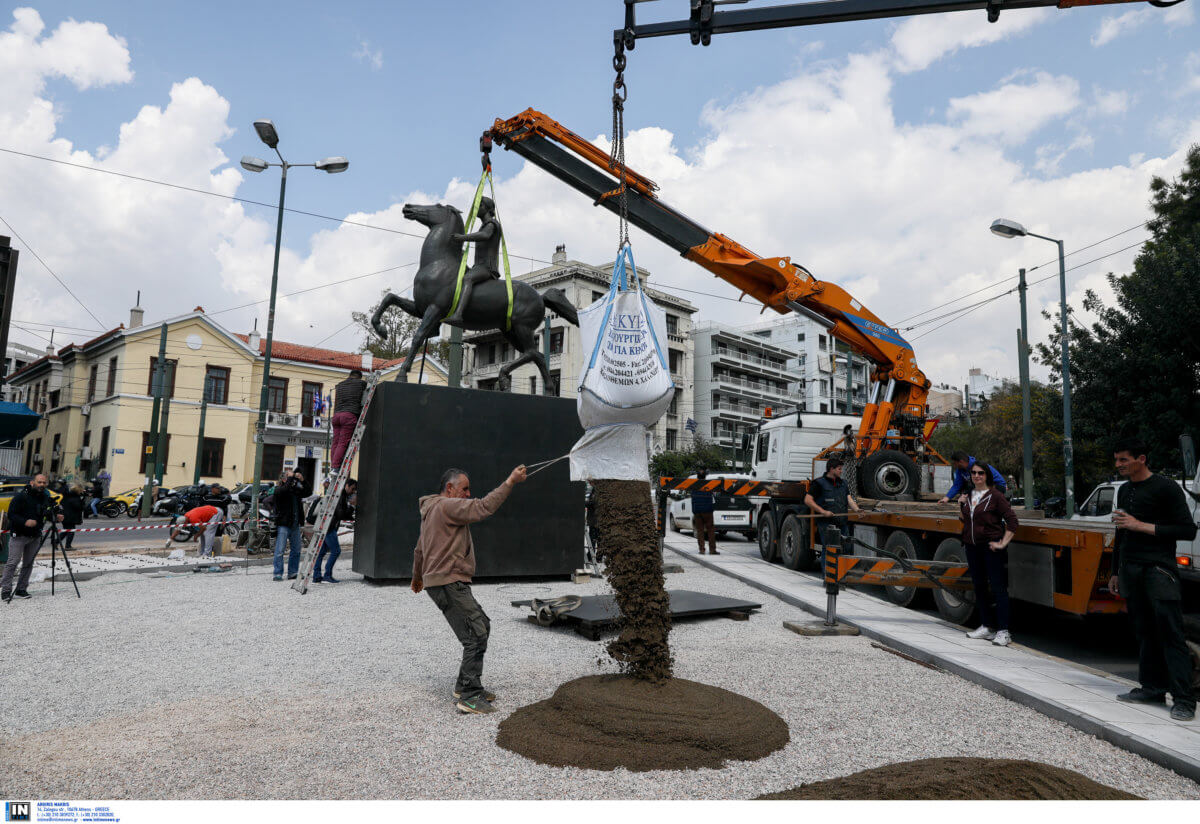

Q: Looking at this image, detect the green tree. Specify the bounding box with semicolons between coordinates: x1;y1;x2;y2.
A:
1035;146;1200;476
351;296;450;365
650;437;735;479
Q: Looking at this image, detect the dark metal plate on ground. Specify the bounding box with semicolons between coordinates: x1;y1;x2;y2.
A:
513;589;762;640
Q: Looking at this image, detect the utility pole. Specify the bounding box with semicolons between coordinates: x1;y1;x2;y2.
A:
542;314;552;395
447;325;463;388
1016;268;1035;507
154;361;173;485
142;324;168;514
193;377;209;485
843;353;853;414
0;236;18;397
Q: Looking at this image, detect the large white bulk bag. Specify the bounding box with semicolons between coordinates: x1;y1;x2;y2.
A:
576;248;674;428
570;246;673;482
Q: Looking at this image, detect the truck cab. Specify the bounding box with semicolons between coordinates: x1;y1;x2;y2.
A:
1072;468;1200;582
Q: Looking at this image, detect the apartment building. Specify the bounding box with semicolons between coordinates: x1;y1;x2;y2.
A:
460;245;697;452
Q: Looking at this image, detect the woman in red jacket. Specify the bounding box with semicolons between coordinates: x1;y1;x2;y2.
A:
958;459;1019;646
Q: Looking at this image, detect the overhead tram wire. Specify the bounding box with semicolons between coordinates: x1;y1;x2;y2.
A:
0;214;108;329
0;146;551;266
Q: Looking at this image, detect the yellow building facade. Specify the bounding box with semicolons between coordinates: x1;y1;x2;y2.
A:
8;309;445;493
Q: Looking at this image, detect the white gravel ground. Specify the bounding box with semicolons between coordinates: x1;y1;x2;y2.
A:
2;552;1197;799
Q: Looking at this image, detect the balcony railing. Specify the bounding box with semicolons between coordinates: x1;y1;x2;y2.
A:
713;373;792;396
714;346;800;374
713;402;762;417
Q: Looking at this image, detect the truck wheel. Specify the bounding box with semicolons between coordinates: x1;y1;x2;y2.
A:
858;449;920;500
758;510;779;562
931;537;976;625
779;513;814;571
669;514;680;533
882;530;932;608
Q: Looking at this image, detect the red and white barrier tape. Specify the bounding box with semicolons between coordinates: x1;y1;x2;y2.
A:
3;518;356;537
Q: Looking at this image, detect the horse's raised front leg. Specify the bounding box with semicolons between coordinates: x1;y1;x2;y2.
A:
371;293;422;340
396;304;443;383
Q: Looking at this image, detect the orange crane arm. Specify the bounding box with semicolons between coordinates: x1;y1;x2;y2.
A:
488;109;930;444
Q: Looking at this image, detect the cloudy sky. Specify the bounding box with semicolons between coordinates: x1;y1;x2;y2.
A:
1;1;1196;392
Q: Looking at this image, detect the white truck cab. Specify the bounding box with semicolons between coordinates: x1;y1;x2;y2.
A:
1072;466;1200;581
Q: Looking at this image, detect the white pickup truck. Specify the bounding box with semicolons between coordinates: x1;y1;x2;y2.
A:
1071;465;1200;582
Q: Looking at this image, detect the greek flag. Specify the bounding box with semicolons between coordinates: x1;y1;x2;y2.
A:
685;417;697;433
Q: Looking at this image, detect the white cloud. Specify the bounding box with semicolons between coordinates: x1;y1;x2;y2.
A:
1092;7;1151;46
1165;2;1195;27
890;9;1049;73
1090;87;1130;116
946;72;1080;144
353;39;383;71
1187;51;1200;94
3;7;1197;396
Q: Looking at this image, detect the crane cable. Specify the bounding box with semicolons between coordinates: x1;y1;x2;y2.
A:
610;38;630;253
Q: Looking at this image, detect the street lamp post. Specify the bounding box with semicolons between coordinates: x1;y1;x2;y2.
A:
990;218;1074;517
241;120;347;540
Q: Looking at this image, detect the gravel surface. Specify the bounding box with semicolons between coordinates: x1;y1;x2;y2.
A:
3;552;1198;799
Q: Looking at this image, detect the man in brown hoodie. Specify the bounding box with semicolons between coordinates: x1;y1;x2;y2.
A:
412;463;526;714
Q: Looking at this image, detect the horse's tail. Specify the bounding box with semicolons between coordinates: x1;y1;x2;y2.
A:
542;287;579;327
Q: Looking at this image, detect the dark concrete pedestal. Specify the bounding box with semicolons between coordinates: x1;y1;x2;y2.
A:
353;382;585;580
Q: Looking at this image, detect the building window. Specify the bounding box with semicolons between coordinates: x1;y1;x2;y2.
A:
200;438;225;477
50;433;61;474
139;432;172;475
48;389;60;409
147;358;177;398
666;314;679;335
99;427;110;469
550;330;564;355
484;343;497;365
549;371;561;398
301;381;322;426
205;366;231;405
819;334;827;350
106;356;117;396
592;291;604;303
87;364;98;403
82;430;91;448
267;377;288;413
529;377;537;395
669;388;680;415
796;333;805;342
666;429;677;450
669;350;682;375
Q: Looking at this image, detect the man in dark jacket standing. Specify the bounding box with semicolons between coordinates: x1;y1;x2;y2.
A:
1107;438;1198;721
412;464;526;715
312;479;356;584
805;457;861;560
690;468;718;555
272;470;306;581
2;474;63;602
331;370;367;471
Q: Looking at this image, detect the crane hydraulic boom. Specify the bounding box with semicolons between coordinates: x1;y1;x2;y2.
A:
486;108;927;457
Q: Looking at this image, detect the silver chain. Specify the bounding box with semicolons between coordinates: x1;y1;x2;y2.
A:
610;46;630;252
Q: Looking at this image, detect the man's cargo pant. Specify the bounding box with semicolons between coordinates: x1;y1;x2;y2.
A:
427;581;490;701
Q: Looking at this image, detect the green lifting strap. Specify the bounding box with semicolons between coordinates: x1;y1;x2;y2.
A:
446;169;514;330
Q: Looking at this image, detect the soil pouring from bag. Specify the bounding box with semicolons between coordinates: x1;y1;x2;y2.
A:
756;757;1140;800
497;480;790;771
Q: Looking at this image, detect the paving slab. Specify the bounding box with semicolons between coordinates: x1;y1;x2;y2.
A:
665;532;1200;783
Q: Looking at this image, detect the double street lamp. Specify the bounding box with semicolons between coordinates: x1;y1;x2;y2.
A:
990;218;1074;517
241;120;348;539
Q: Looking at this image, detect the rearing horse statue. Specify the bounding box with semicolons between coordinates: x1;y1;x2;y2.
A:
371;202;579;391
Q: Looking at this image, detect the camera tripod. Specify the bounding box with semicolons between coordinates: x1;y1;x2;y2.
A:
40;519;81;599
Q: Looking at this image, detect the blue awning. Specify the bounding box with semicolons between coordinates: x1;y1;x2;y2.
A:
0;401;40;441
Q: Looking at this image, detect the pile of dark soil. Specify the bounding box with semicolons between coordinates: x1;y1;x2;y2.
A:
497;674;790;771
591;479;672;681
756;757;1140;800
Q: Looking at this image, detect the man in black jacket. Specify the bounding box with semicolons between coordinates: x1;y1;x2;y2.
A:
1107;438;1199;721
2;474;64;602
272;470;306;581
